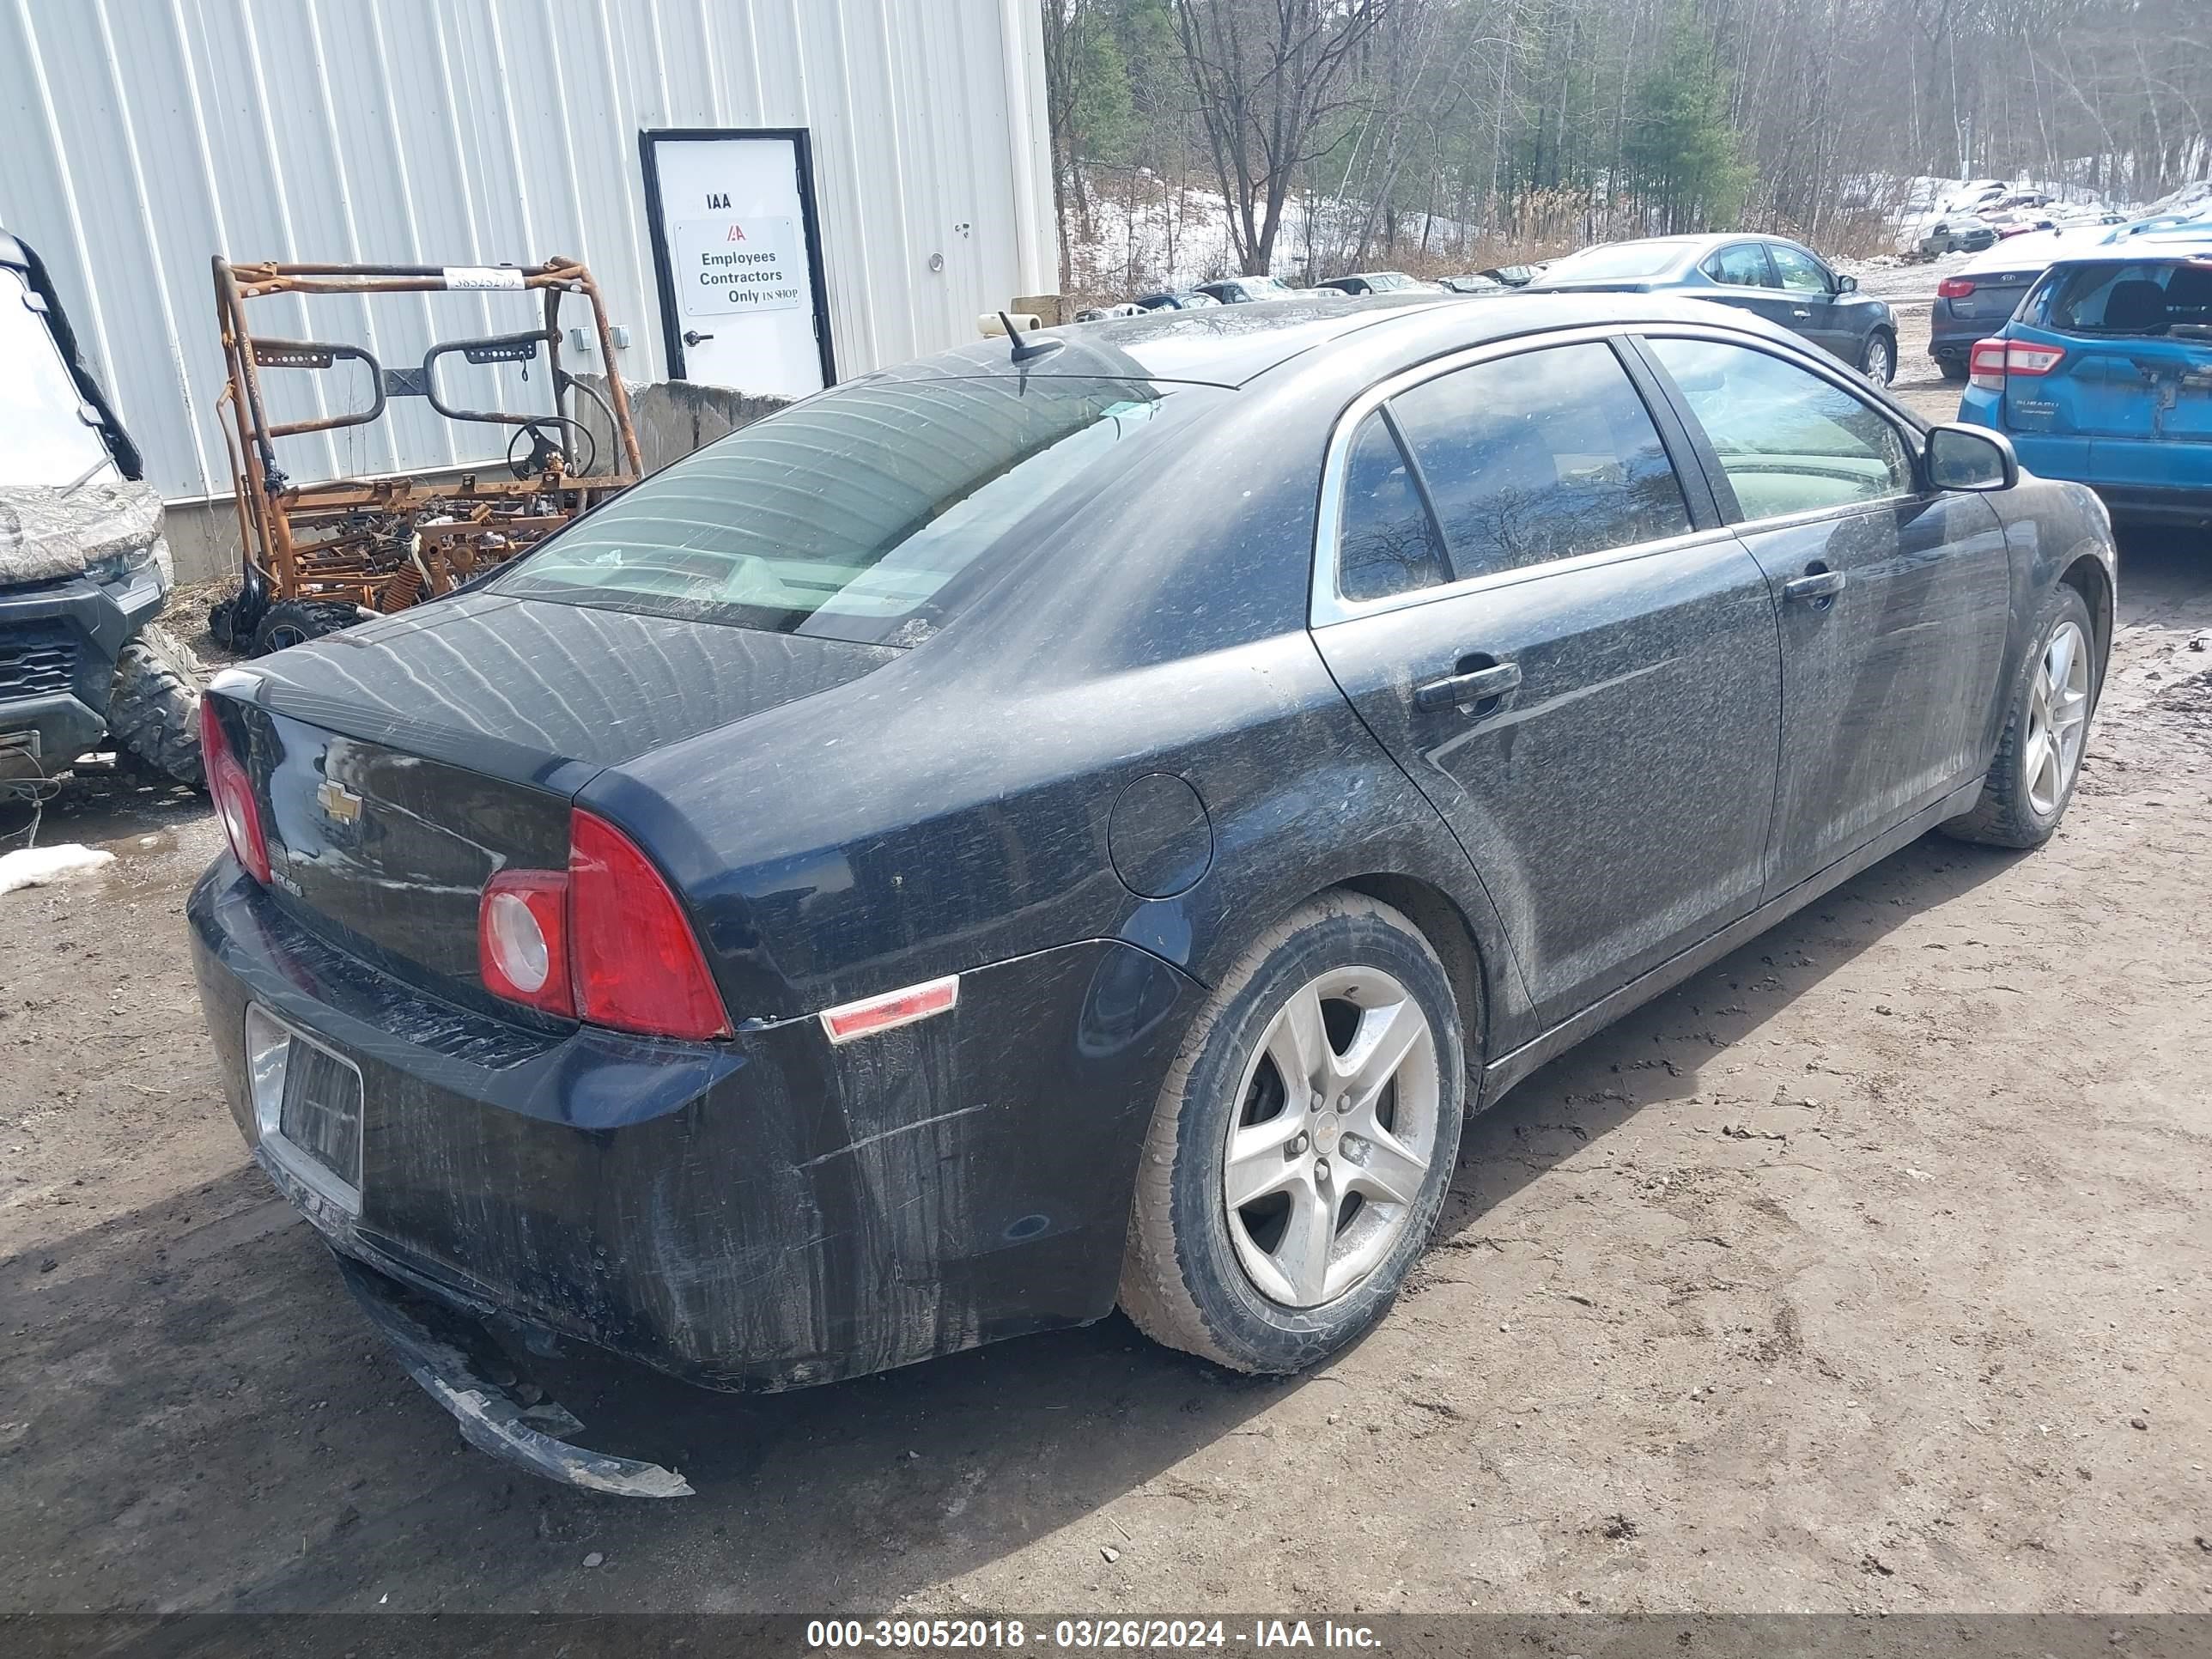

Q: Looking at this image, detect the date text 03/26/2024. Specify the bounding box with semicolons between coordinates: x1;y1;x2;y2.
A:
805;1618;1384;1650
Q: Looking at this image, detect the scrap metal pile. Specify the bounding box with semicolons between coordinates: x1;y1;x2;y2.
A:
208;257;642;654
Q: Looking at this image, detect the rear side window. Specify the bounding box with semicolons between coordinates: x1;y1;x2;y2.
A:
1337;414;1449;601
2038;259;2212;337
495;375;1171;645
1703;244;1776;288
1383;343;1692;580
1649;337;1912;520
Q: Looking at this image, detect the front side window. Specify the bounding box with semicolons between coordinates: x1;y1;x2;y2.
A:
1649;337;1912;520
1768;244;1834;295
0;269;119;490
495;374;1173;645
1704;244;1777;289
1383;342;1692;581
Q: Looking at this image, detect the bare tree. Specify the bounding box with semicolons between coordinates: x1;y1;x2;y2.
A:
1172;0;1395;273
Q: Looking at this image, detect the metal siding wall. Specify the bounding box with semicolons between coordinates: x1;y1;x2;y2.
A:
0;0;1056;504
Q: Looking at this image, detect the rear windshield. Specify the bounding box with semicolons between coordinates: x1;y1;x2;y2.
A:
495;374;1173;645
1542;244;1687;281
2039;258;2212;337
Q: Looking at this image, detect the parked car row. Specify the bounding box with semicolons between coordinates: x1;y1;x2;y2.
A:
1072;208;2212;542
1956;219;2212;528
1073;264;1546;322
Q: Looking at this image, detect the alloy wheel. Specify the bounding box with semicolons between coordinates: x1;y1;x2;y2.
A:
1865;336;1893;386
1221;967;1442;1309
2026;618;2090;816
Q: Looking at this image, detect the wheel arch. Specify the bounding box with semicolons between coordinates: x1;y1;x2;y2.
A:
2057;547;2114;678
1334;872;1492;1095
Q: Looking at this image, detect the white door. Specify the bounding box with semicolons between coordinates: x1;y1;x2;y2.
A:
643;131;832;398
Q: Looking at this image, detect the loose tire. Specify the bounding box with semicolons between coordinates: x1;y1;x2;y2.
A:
107;623;206;788
1119;892;1467;1374
1942;584;2098;848
252;599;367;657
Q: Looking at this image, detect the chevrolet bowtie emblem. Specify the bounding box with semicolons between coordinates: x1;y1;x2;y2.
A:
316;778;362;823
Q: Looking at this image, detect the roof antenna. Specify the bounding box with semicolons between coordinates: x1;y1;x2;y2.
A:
998;309;1062;364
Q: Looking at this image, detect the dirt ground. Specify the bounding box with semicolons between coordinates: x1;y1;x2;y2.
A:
3;324;2209;1618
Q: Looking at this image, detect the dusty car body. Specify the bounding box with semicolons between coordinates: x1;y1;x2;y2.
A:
190;293;2114;1492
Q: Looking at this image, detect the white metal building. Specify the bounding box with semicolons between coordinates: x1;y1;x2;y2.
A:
0;0;1057;579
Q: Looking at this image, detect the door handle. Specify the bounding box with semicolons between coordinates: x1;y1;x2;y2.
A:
682;330;715;347
1790;307;1813;319
1783;568;1846;604
1413;659;1522;712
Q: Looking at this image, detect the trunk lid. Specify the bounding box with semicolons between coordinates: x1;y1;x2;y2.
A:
225;592;896;1009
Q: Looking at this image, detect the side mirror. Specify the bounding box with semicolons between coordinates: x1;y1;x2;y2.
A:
1926;423;2019;491
1836;273;1859;294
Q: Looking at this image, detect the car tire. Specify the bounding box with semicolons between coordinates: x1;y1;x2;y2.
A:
107;623;206;788
1942;584;2099;849
252;599;368;657
1938;356;1971;384
1861;330;1897;387
1118;891;1467;1374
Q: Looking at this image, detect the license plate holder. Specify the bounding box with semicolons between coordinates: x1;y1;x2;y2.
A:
246;1005;364;1212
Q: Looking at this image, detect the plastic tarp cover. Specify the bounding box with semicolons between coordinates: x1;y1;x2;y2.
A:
0;479;167;587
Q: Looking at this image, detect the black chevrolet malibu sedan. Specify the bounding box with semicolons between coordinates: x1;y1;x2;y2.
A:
191;292;2113;1491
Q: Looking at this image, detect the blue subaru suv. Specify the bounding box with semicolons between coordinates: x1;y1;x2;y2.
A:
1958;222;2212;527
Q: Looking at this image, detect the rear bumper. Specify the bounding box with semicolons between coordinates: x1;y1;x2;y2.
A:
188;860;1198;1391
1951;416;2212;528
2080;483;2212;529
1928;308;1977;361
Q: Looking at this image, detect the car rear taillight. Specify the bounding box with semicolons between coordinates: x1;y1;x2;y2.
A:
1969;337;2063;392
1969;339;2009;392
200;697;270;884
1937;276;1977;299
478;870;572;1017
569;811;730;1041
475;811;731;1041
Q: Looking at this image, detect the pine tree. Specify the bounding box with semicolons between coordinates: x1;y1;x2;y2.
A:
1623;9;1753;233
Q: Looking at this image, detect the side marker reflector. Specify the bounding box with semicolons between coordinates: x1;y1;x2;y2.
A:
819;975;960;1044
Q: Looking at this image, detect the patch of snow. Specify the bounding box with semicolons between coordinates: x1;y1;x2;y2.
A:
0;844;116;896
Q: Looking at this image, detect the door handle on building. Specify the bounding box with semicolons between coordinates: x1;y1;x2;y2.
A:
683;330;715;347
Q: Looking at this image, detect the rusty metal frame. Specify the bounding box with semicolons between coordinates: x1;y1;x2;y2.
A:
212;256;645;615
